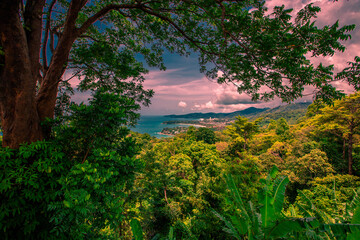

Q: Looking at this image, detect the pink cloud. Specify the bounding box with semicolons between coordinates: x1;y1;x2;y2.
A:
192;101;215;110
178;101;187;108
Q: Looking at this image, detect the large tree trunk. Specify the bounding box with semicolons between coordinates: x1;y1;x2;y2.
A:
0;0;83;148
0;0;154;149
36;0;84;122
0;0;43;148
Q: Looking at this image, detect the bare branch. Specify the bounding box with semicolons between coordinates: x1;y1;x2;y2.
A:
79;34;100;42
63;69;82;82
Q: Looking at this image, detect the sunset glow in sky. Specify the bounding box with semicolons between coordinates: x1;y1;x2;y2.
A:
72;0;360;115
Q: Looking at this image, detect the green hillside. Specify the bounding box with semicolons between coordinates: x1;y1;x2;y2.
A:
249;102;312;125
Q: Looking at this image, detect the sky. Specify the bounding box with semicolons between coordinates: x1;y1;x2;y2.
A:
71;0;360;115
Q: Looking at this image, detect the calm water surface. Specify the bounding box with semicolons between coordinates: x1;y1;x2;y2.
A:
130;115;192;138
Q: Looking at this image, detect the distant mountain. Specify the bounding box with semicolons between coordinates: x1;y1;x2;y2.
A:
164;103;312;124
164;107;269;119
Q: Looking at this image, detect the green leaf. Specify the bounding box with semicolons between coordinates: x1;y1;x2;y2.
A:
260;189;275;229
273;176;289;214
63;200;70;208
269;219;305;238
347;203;360;239
85;194;90;201
224;174;250;222
213;209;242;238
269;165;279;179
130;219;143;240
325;224;360;239
168;226;175;240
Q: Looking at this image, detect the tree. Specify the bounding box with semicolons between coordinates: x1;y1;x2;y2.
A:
194;127;217;144
0;0;357;148
313;93;360;175
285;149;334;184
225;116;261;152
133;137;227;239
275;118;290;137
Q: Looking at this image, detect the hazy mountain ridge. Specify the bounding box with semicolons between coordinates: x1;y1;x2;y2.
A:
164;107;270;119
164;103;312;124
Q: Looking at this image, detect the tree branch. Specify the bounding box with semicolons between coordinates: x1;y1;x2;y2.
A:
20;0;25;21
37;0;89;122
79;34;100;42
77;3;142;35
42;0;57;71
24;0;46;84
82;138;95;164
164;186;170;206
78;2;210;49
63;69;82;83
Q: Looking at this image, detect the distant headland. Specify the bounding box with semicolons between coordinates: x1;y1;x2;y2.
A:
158;102;312;136
164;107;269;119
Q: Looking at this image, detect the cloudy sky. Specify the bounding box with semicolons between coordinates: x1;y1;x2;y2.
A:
71;0;360;115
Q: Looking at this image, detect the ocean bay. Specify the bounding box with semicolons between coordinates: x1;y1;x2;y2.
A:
130;115;195;138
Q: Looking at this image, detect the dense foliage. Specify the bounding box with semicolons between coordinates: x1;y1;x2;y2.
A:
0;91;141;239
1;92;360;239
125;93;360;239
1;1;360;238
1;89;360;239
1;0;359;148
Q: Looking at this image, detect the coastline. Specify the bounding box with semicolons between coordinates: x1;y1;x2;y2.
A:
158;123;206;137
178;123;206;128
157;132;175;137
131;116;208;138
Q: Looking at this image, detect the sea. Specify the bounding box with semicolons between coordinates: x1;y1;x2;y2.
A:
0;116;188;138
130;115;192;138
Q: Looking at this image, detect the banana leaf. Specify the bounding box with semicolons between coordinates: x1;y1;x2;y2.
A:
130;219;144;240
